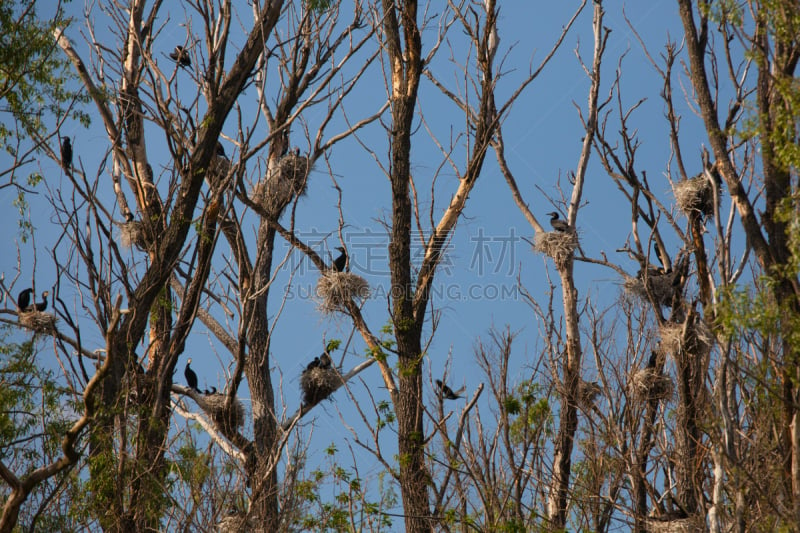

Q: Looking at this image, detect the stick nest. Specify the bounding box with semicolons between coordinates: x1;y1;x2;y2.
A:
673;175;714;216
206;154;231;190
645;514;704;533
119;221;148;250
218;513;254;533
300;366;341;407
316;272;370;315
251;152;310;217
194;393;245;431
534;231;579;268
18;311;57;333
630;369;674;402
659;319;712;357
623;270;678;307
578;380;601;408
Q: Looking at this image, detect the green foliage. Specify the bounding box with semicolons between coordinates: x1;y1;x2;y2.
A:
0;0;89;147
293;443;396;531
0;326;82;531
307;0;335;12
508;381;552;444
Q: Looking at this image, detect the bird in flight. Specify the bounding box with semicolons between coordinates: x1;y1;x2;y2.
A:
436;379;464;400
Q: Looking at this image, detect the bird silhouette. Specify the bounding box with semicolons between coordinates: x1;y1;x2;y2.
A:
331;246;348;272
33;291;49;312
170;46;191;67
61;137;72;171
319;351;332;369
647;351;658;370
17;288;33;311
547;211;571;232
185;358;199;392
216;142;227;158
305;356;320;372
435;379;464;400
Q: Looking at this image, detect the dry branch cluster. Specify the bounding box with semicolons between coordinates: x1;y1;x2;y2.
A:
252;151;310;217
646;513;704;532
534;230;579;268
673;175;713;217
316;272;370;315
18;310;57;334
300;366;340;407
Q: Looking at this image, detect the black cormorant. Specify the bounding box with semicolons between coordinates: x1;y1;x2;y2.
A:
185;358;199;392
33;291;49;312
319;352;332;370
61;137;72;171
332;246;347;272
170;46;191;67
216;142;227;158
647;351;658;370
547;211;570;232
435;379;464;400
17;288;33;311
305;356;320;372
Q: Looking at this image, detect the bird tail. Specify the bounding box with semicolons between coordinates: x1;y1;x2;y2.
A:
203;386;217;395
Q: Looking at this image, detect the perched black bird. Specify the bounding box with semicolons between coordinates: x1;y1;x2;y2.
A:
547;211;571;232
332;246;348;272
216;141;227;158
33;291;49;312
647;351;658;370
17;288;33;311
435;379;464;400
305;356;320;372
185;358;199;392
61;137;72;171
319;352;332;370
170;46;191;67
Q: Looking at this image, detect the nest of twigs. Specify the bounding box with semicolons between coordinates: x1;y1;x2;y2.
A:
206;153;231;191
623;270;678;307
300;366;340;407
645;514;704;533
251;151;310;217
120;221;148;250
659;319;713;357
578;380;601;409
18;311;57;333
195;393;245;431
316;272;370;315
534;230;579;268
218;513;254;533
630;369;674;402
673;175;714;217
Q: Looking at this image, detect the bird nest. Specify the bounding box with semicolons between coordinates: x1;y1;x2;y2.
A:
300;366;340;407
18;311;57;334
623;271;678;308
120;221;148;250
316;272;370;315
630;369;674;402
206;154;231;190
645;514;703;533
673;175;714;217
659;320;713;357
217;513;254;533
251;151;310;217
534;231;579;267
195;393;245;431
578;380;601;409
